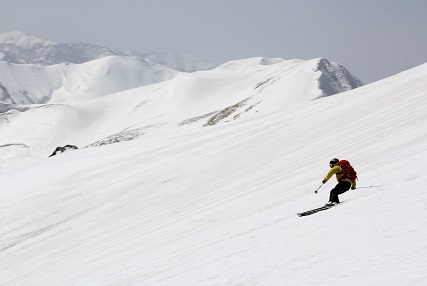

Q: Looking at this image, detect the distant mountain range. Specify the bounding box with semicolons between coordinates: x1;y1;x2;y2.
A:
0;31;363;108
0;31;216;72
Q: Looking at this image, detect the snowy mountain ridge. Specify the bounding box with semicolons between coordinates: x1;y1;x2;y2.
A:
0;31;362;110
0;55;362;168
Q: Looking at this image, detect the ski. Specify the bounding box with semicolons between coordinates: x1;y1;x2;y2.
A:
297;204;340;217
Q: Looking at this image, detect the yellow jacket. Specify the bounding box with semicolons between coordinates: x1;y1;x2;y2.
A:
323;165;357;188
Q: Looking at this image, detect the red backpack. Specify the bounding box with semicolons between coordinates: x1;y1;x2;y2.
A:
338;160;357;181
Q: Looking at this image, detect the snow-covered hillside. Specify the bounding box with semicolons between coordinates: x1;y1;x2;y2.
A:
0;56;362;167
0;56;179;104
0;31;215;72
0;58;426;285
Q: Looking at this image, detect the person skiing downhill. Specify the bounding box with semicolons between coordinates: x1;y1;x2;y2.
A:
322;158;357;206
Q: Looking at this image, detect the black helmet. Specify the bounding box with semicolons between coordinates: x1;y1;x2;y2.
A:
329;158;339;168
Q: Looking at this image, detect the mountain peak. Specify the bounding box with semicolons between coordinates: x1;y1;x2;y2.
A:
0;31;56;49
314;57;363;96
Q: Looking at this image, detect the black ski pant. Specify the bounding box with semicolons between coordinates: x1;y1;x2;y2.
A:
329;181;351;203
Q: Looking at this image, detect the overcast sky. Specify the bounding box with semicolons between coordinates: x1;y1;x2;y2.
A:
1;0;426;83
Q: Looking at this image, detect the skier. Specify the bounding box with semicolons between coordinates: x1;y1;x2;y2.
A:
322;158;357;206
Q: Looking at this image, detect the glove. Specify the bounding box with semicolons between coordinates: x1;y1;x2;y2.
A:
322;180;327;184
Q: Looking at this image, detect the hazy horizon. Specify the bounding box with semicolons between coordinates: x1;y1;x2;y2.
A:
1;0;427;83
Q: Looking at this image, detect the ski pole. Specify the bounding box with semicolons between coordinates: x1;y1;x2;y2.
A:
314;183;323;194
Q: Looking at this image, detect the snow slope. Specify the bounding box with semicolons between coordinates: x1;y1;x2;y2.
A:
0;57;361;167
0;56;179;105
0;62;426;285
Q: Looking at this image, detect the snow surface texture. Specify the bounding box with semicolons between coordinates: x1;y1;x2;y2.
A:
0;62;426;285
1;34;426;285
